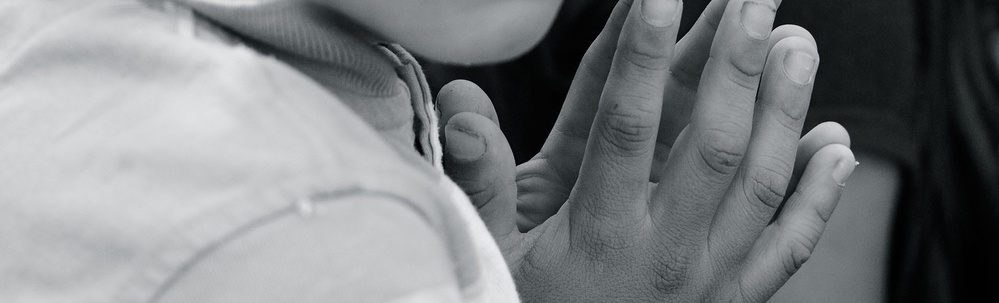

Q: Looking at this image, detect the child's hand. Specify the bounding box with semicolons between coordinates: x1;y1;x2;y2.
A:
439;0;855;301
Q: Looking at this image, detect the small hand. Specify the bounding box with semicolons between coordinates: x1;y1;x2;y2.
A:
440;0;856;301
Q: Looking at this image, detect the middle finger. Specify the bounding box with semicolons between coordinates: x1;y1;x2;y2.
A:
652;0;777;241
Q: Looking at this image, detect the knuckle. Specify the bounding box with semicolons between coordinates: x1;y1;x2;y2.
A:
579;231;636;263
815;199;837;222
770;108;804;138
724;65;763;93
453;177;497;209
714;48;766;92
598;100;659;156
777;217;824;277
789;184;838;222
745;165;791;210
648;252;692;296
782;230;816;277
620;33;671;72
777;98;809;124
573;204;643;257
697;127;746;175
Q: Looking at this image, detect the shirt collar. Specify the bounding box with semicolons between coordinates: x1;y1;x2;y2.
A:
174;0;443;169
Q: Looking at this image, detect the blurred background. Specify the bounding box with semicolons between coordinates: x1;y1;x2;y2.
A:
423;0;999;302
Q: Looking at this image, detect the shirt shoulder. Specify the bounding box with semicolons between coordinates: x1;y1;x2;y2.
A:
155;193;465;303
0;1;476;301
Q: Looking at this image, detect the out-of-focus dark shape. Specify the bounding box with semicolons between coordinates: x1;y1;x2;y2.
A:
890;0;999;302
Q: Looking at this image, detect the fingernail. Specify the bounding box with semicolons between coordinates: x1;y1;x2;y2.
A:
642;0;679;27
831;158;858;186
741;1;776;40
783;51;817;85
445;125;486;162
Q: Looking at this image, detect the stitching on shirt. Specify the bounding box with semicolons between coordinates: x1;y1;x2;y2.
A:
111;174;450;302
142;188;435;303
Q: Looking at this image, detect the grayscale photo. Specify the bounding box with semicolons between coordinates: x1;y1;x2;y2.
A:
1;0;996;302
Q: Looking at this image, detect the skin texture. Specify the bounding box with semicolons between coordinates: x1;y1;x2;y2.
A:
439;0;858;301
769;153;900;303
314;0;563;64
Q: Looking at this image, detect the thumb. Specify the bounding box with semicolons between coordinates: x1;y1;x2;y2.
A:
436;80;517;238
437;79;500;127
444;113;519;239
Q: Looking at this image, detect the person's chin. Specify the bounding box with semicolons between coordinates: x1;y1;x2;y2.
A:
408;29;548;65
405;0;561;65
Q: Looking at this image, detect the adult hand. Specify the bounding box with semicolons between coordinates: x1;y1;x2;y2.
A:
439;0;856;301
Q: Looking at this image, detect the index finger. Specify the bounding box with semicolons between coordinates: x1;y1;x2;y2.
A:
518;0;633;227
569;0;683;239
535;0;632;188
